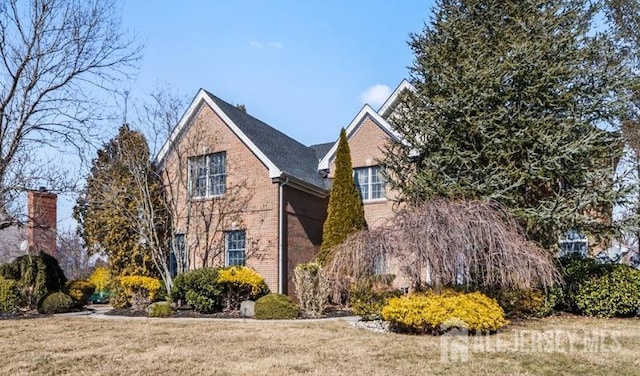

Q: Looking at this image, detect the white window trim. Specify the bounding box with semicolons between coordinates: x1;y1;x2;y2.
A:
354;165;386;202
188;152;226;199
225;230;246;266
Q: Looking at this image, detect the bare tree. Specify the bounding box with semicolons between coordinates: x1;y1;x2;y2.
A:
327;200;560;292
112;87;268;292
0;0;140;226
57;229;92;280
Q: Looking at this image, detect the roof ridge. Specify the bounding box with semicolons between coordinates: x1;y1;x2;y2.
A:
202;90;315;154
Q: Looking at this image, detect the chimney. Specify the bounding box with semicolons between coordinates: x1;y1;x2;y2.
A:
26;187;57;257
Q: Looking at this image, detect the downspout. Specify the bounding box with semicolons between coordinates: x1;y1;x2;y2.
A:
278;176;290;294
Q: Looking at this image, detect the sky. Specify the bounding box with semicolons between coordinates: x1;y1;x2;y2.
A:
57;0;435;230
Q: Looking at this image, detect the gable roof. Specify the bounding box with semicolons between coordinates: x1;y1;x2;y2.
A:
155;89;328;191
377;79;414;119
317;104;402;171
204;91;328;190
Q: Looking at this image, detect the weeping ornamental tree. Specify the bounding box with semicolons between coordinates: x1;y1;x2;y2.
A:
383;0;637;250
318;129;366;264
326;200;560;291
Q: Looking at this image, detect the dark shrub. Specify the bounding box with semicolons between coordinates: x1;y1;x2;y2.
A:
254;294;299;320
552;256;640;317
171;268;223;313
349;277;403;320
65;280;96;308
574;264;640;317
38;292;74;314
0;276;20;312
0;252;66;308
485;288;555;318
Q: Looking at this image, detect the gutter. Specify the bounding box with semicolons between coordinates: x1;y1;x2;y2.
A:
278;176;290;294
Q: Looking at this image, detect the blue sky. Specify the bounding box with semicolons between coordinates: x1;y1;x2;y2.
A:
120;0;432;145
58;0;435;230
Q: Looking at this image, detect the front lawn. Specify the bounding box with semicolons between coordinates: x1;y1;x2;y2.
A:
0;315;638;375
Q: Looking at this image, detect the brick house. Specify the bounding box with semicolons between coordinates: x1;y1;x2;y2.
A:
156;81;411;294
0;188;58;264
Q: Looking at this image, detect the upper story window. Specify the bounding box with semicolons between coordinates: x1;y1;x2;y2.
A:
354;165;385;201
559;230;588;258
188;152;226;198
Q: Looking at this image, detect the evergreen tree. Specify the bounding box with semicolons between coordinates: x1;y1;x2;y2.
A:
319;129;367;264
74;125;166;277
383;0;636;249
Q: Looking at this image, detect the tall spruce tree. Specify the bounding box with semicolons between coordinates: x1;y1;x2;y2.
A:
383;0;636;250
319;129;366;264
74;125;165;277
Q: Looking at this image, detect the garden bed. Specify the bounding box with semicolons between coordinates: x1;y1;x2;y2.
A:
104;305;354;319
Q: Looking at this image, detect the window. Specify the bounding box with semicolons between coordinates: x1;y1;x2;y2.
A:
559;230;588;258
226;230;246;266
354;166;385;201
169;233;187;277
188;152;226;198
373;252;387;275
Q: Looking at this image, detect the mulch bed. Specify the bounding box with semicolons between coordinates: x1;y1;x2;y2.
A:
104;305;354;319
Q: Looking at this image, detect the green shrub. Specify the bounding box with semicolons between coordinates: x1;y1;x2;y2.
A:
65;280;96;307
349;278;403;320
148;301;173;318
574;264;640;317
217;266;270;310
0;276;20;312
171;268;223;313
254;294;300;320
171;267;269;313
381;291;508;334
293;262;330;318
111;276;162;309
0;252;67;308
552;256;640;317
38;292;74;314
486;288;553;318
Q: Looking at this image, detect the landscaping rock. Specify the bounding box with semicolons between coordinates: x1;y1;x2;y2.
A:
240;300;255;317
350;319;390;333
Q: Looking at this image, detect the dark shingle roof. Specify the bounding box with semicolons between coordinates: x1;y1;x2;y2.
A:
309;142;335;163
204;91;329;190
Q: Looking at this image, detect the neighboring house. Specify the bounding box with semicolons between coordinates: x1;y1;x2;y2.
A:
156;81;411;294
0;188;58;264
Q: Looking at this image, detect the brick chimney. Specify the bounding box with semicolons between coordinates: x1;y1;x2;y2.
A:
26;187;57;257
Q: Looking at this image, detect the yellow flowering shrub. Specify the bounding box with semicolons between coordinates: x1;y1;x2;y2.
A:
216;266;269;310
217;266;269;296
381;291;508;334
88;267;111;292
65;280;96;307
112;276;162;309
119;276;162;301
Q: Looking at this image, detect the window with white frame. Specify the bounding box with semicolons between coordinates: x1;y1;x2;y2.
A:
559;230;588;258
354;165;385;201
188;152;226;198
226;230;246;266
